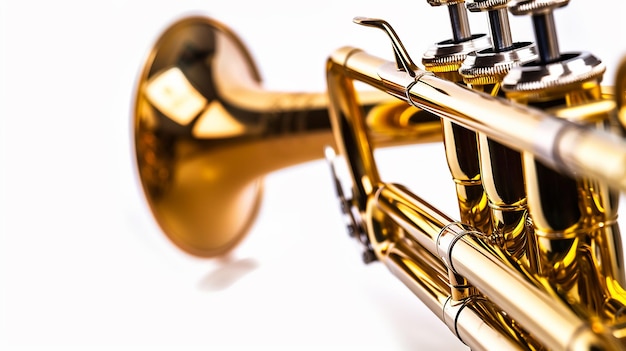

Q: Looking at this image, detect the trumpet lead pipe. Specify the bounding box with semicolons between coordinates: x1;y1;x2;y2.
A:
330;48;626;192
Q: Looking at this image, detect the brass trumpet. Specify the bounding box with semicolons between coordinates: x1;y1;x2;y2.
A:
133;1;626;349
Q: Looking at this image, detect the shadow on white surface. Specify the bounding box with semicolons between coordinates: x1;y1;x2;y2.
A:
197;257;259;291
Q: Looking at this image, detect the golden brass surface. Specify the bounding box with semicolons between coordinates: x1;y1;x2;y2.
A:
462;7;538;265
133;17;441;257
419;8;492;235
505;62;626;331
134;8;626;351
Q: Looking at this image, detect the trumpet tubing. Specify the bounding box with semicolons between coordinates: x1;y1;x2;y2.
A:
133;1;626;349
133;16;441;257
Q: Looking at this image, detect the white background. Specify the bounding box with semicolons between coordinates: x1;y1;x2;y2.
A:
2;1;626;350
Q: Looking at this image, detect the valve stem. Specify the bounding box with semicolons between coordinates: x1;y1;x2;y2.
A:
448;2;473;42
509;0;570;64
531;12;560;63
427;0;474;43
467;0;514;52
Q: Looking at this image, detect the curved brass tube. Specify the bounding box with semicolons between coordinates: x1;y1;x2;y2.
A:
133;17;442;257
326;43;626;349
374;184;618;350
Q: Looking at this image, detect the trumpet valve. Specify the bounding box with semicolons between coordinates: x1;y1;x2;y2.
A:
503;0;607;96
422;0;491;77
509;0;570;64
461;0;537;86
427;0;473;42
467;0;514;51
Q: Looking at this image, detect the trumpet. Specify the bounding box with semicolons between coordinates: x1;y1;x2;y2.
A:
133;1;626;349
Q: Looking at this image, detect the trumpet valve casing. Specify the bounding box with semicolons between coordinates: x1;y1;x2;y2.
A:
460;0;539;262
502;0;626;325
423;0;493;234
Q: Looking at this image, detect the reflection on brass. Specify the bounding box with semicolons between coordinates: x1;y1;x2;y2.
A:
133;6;626;350
133;17;441;257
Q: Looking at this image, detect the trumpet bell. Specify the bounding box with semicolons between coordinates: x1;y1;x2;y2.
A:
133;17;266;257
133;16;357;257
